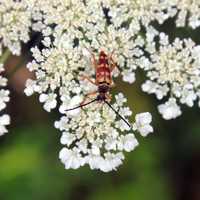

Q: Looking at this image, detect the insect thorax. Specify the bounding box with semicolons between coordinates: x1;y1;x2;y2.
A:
98;83;110;93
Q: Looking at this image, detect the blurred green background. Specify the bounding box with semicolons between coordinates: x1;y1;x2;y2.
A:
1;20;200;200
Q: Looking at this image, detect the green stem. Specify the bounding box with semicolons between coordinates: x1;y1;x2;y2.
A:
0;49;11;64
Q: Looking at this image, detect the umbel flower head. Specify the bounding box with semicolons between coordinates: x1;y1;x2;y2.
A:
25;0;162;109
55;93;153;172
25;33;154;171
26;0;200;112
32;0;191;87
141;32;200;119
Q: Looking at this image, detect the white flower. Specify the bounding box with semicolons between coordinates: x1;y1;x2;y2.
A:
24;79;38;96
56;94;153;172
0;90;9;111
0;114;10;136
60;132;76;146
39;93;57;112
133;112;153;137
54;116;69;131
27;0;156;105
59;95;82;116
158;98;182;120
122;71;135;84
59;148;85;170
115;93;127;106
0;63;10;135
25;37;86;114
180;88;196;107
142;34;200;119
142;80;158;94
24;0;162;172
174;1;200;29
0;0;32;55
100;152;124;173
86;154;104;170
118;134;139;152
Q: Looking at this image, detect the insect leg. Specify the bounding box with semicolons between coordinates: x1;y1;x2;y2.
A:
110;81;116;88
80;75;97;86
105;93;112;102
108;52;120;73
104;100;132;129
80;91;98;107
84;46;98;68
110;57;119;72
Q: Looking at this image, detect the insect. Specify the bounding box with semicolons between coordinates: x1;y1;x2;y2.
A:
65;48;131;128
80;49;116;104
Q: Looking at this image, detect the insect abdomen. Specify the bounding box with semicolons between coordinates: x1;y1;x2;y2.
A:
96;66;111;79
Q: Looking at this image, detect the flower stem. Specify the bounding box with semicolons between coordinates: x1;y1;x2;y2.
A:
8;59;26;79
0;49;11;64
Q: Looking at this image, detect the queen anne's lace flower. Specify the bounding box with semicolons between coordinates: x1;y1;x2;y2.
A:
26;0;164;112
56;93;153;172
30;0;155;84
27;1;200;110
141;32;200;119
0;0;33;55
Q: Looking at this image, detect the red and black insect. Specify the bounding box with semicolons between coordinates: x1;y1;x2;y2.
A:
65;48;131;128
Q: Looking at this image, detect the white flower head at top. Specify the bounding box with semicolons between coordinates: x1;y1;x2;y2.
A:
27;0;200;114
141;32;200;119
0;0;33;55
56;93;153;172
24;27;144;113
29;0;154;87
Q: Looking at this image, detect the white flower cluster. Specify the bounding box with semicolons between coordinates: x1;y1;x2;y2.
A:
24;33;87;112
31;0;149;84
28;0;180;109
1;0;200;172
27;0;200;103
24;24;154;171
107;0;176;26
0;64;10;135
56;93;153;172
26;0;150;111
24;0;200;171
0;0;34;55
173;0;200;29
141;32;200;119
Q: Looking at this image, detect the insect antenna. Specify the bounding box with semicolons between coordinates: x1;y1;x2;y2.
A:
104;100;132;129
65;98;98;112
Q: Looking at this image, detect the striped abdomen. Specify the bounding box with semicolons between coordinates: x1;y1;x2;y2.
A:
96;65;111;84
